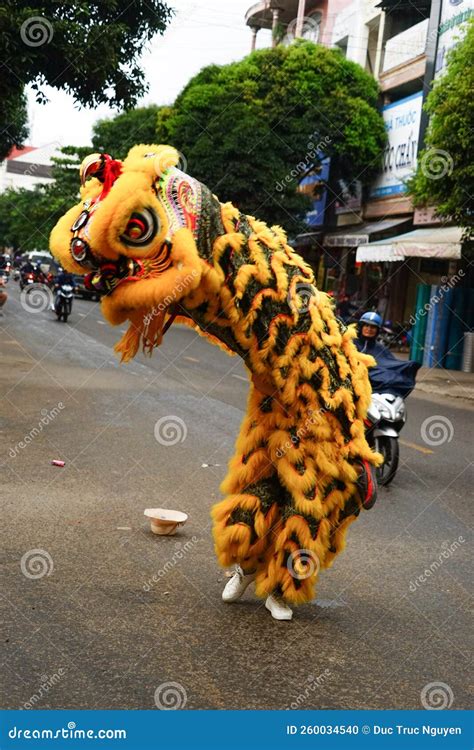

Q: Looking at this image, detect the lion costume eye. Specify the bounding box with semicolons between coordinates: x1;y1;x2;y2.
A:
71;210;89;232
121;209;159;246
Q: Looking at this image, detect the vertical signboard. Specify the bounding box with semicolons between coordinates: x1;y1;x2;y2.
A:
435;0;474;77
370;91;423;199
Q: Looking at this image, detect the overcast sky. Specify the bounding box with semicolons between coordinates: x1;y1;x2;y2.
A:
27;0;272;148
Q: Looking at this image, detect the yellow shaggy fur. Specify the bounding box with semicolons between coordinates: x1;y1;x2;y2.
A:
50;144;380;605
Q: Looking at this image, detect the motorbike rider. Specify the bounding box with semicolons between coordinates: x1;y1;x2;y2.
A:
355;311;384;353
53;269;76;310
21;259;36;276
355;311;420;398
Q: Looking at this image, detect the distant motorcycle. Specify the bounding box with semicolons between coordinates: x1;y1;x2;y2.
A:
356;316;420;486
19;271;36;291
365;393;407;486
54;282;74;322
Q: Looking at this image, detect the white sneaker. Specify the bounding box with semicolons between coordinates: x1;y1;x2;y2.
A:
222;565;256;602
265;593;293;621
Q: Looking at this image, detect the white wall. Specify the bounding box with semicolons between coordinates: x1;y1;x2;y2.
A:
0;142;61;193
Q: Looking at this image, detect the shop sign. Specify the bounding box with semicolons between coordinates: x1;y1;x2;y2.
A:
370;91;423;199
325;234;369;247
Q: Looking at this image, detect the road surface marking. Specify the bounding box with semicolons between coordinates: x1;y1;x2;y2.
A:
96;320;106;325
400;439;433;455
183;356;199;363
77;312;85;316
231;374;248;382
117;526;131;531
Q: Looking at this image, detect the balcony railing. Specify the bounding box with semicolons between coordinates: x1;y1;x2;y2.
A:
382;18;429;72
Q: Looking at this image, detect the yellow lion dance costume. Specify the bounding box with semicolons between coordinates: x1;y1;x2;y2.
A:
50;145;380;610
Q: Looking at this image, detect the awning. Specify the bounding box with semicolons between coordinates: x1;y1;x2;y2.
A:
324;218;410;247
356;226;463;262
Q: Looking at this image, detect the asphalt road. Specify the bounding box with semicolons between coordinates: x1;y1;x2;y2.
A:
1;284;472;710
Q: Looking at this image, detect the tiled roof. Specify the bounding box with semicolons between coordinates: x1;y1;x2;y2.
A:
7;146;37;160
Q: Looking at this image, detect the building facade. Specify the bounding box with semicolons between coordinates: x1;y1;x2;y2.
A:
245;0;473;339
0;143;59;193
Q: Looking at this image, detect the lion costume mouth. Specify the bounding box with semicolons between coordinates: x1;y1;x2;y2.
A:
49;146;205;361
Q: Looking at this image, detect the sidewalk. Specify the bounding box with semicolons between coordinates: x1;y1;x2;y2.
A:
415;366;474;403
393;350;474;403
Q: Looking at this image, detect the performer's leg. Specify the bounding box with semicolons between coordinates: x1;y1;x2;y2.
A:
213;386;288;608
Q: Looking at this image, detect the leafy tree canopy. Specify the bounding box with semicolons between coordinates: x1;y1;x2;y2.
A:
409;19;474;237
0;1;173;159
92;105;162;159
156;41;386;232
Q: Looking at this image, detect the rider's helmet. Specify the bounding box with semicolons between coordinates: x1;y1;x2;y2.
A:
359;311;382;328
359;311;382;339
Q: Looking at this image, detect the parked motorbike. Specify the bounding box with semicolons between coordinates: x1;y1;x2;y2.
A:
365;393;407;486
54;282;74;322
378;321;412;351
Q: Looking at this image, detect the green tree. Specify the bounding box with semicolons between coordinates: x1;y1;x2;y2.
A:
409;19;474;237
156;41;386;233
0;1;173;159
92;106;162;159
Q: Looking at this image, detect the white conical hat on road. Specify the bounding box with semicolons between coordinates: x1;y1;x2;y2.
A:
144;508;188;535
